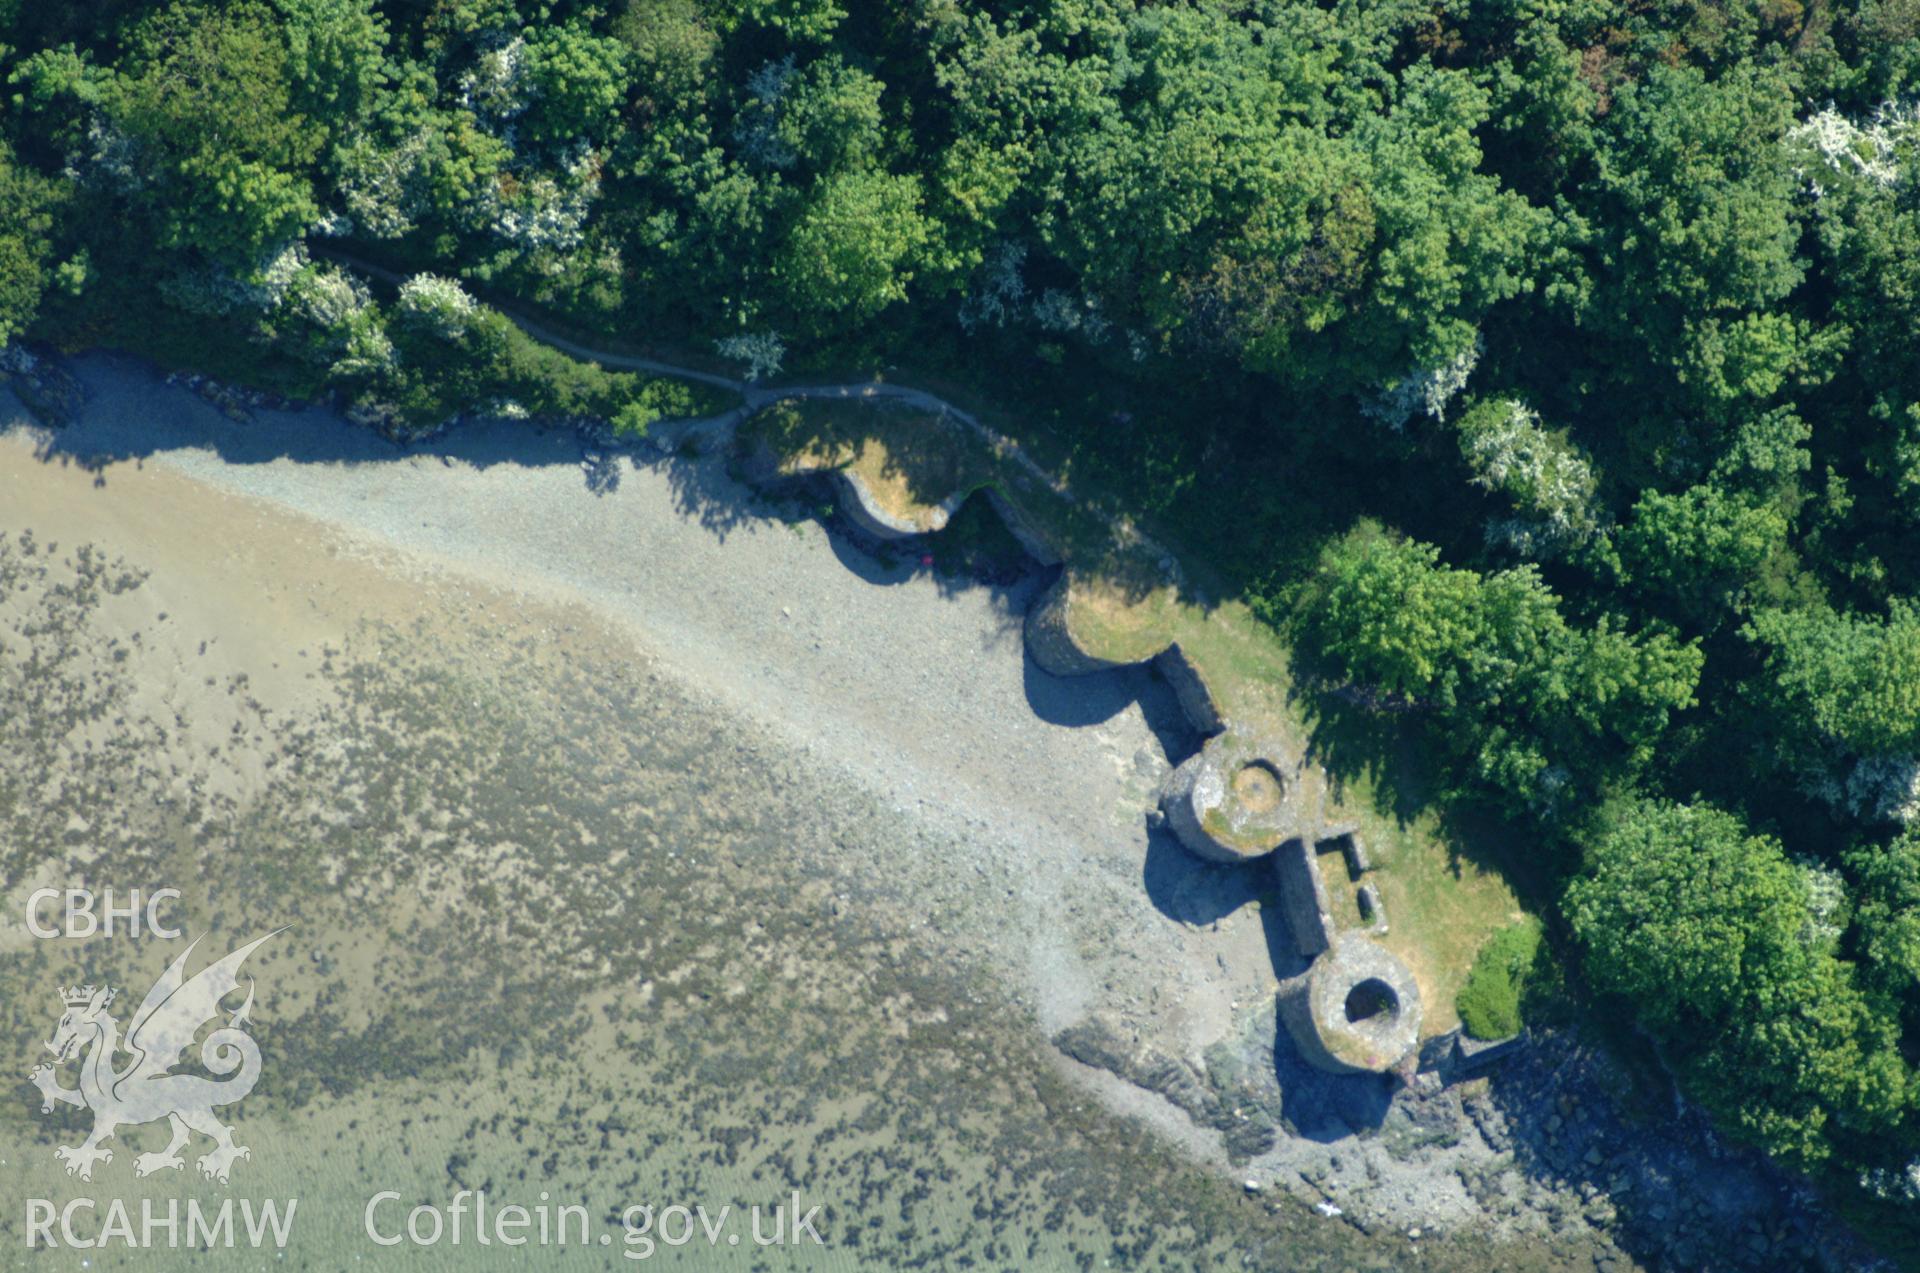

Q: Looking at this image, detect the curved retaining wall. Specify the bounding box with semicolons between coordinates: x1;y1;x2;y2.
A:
1023;574;1134;678
1153;643;1224;736
719;407;1222;739
833;469;966;540
1016;579;1228;741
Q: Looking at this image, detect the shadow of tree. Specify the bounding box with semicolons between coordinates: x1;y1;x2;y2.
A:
1284;657;1561;908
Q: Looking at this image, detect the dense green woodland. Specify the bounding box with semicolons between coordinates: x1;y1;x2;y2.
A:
4;0;1920;1242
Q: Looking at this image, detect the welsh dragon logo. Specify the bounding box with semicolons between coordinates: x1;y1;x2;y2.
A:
27;931;279;1183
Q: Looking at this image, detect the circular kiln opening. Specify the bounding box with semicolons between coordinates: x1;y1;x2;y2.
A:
1229;759;1286;814
1343;977;1399;1025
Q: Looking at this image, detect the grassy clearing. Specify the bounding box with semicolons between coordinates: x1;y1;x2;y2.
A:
1362;805;1525;1035
1073;582;1296;721
743;399;997;526
741;395;1520;1038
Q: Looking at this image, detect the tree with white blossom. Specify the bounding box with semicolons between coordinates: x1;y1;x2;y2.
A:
394;273;479;341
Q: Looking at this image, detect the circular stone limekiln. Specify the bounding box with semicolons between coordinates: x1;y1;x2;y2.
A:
1163;728;1324;863
1276;933;1423;1074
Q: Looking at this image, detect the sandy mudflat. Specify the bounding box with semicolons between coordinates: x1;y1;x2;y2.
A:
8;360;1384;1272
1;355;1284;1136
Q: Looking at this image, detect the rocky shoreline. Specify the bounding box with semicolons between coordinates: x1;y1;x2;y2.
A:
1056;996;1869;1269
2;345;1894;1270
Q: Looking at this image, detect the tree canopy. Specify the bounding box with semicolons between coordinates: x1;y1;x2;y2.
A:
5;0;1920;1233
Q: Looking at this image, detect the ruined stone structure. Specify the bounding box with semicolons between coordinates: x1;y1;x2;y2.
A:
832;468;966;540
1269;827;1417;1073
1357;882;1386;933
1024;575;1131;677
1160;734;1421;1074
1276;933;1423;1075
730;411;1431;1079
1152;642;1224;736
1162;729;1324;864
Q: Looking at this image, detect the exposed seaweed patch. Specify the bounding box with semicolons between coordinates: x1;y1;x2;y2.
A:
0;529;1488;1271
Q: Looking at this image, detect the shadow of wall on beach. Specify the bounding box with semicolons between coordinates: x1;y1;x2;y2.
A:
1021;640;1201;760
14;351;1212;772
1138;833;1397;1137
